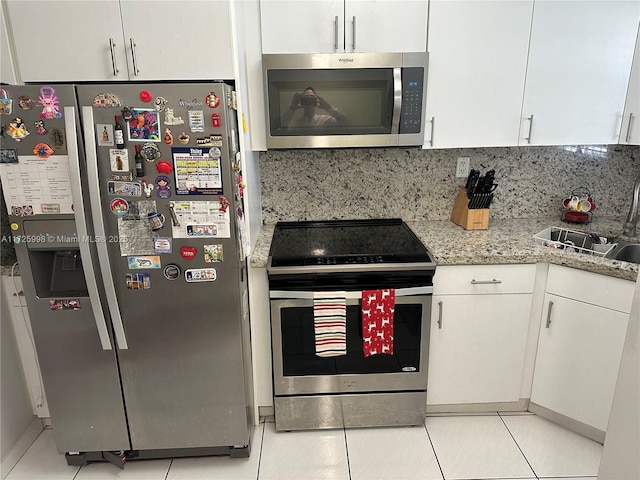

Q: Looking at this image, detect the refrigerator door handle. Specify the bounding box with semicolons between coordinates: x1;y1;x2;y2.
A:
65;106;113;351
82;106;129;350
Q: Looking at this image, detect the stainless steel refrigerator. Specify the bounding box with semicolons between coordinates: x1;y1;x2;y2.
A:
0;83;253;467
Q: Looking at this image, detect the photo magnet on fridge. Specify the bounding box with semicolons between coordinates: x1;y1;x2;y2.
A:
97;124;115;146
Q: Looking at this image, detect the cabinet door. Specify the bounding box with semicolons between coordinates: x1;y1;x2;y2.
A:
531;294;629;432
345;0;428;53
260;0;344;53
424;1;532;148
1;5;17;84
620;27;640;145
5;0;128;82
119;0;234;80
520;1;640;146
427;293;532;405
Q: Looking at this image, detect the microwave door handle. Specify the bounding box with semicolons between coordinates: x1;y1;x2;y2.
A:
392;68;402;134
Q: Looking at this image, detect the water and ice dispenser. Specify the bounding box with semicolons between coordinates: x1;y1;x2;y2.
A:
22;219;88;298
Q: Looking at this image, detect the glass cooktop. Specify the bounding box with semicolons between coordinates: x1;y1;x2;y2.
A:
268;219;434;267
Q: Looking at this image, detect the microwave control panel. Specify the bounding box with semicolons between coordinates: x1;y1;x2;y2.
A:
399;67;424;134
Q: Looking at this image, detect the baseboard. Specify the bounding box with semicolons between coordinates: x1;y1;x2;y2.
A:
1;417;43;480
528;402;606;444
426;398;529;414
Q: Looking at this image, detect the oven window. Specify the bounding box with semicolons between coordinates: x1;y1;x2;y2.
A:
266;68;394;137
280;304;422;376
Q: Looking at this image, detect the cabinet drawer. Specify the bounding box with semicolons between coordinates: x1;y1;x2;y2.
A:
546;264;635;313
433;265;536;295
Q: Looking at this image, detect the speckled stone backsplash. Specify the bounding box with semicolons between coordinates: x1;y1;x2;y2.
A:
259;145;640;223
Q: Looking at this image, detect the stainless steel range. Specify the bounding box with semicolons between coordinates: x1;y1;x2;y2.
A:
267;219;436;431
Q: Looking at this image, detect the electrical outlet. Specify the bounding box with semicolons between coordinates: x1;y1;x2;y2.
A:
456;157;470;178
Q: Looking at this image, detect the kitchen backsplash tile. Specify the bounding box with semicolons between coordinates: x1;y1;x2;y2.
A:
259;145;639;223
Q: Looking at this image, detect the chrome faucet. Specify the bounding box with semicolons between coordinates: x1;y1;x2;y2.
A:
623;174;640;237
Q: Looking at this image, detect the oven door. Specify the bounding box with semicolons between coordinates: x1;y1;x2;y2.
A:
269;287;432;396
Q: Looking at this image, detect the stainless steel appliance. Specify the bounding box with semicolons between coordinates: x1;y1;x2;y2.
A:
267;219;436;431
0;83;253;467
263;52;428;149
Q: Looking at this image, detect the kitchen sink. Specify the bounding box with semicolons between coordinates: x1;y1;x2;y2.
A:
605;241;640;264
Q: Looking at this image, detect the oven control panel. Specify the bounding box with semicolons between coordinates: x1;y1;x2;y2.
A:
305;255;396;266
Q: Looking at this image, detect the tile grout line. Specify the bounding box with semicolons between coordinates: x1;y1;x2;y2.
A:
497;412;539;480
255;421;266;480
423;419;446;480
343;427;352;480
164;458;174;480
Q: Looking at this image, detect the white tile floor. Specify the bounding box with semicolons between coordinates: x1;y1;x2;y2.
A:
4;413;602;480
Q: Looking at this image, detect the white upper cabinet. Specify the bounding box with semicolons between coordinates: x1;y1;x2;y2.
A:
260;0;428;54
4;0;234;83
1;4;17;84
424;1;533;148
119;1;234;81
520;1;640;146
6;0;128;82
620;26;640;145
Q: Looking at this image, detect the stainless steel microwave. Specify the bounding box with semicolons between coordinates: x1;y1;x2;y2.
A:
263;52;428;149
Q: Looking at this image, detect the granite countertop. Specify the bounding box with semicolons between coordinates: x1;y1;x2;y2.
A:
250;217;639;282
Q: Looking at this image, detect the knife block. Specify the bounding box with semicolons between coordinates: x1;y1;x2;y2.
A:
451;187;490;230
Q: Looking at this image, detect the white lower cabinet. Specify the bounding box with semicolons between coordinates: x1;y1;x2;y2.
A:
427;265;535;407
530;266;633;435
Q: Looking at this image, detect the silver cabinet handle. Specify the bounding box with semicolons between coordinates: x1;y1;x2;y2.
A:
65;106;113;351
429;116;435;146
334;16;339;51
108;38;119;76
545;300;554;328
352;16;356;51
437;301;443;329
471;279;502;285
82;106;128;350
625;112;635;143
525;115;534;144
130;38;139;76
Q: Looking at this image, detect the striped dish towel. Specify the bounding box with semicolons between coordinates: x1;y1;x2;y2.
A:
313;291;347;357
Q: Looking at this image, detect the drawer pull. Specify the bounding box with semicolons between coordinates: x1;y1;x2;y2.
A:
470;279;502;285
545;300;554;328
437;301;443;329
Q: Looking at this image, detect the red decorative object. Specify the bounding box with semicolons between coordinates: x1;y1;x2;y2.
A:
180;246;197;260
361;289;395;357
155;160;173;174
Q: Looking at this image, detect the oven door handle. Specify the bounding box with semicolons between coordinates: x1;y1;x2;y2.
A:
269;286;433;300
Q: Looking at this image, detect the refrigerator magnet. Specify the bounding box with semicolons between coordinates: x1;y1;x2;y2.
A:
0;148;19;163
93;93;122;108
156;175;171;199
163;264;181;280
97;124;115;146
18;95;34;110
154;237;172;254
33;143;54;159
188;110;204;133
164;108;184;125
127;255;161;269
38;86;62;119
180;246;197;260
6;117;29;141
109;198;129;216
34;120;47;135
203;245;223;263
0;88;13;115
109;149;130;172
128;109;160;142
185;268;216;283
126;273;151;289
108;181;142;197
205;92;220;108
139;90;152;103
141;143;161;162
155;96;168;112
49;128;65;149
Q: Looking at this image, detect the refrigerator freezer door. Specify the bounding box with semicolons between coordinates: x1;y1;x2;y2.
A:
1;85;130;453
76;83;251;451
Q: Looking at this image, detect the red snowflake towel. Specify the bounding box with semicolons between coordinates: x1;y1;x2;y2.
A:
314;291;347;357
361;289;395;357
